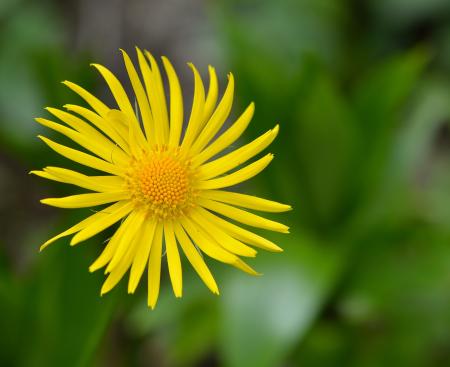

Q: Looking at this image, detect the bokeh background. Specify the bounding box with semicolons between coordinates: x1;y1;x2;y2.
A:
1;0;450;366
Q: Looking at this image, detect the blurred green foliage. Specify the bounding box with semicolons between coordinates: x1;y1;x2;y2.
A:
1;0;449;366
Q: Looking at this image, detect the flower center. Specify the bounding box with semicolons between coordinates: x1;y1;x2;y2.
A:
127;148;196;219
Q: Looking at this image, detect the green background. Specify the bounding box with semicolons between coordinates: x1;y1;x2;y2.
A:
1;0;450;366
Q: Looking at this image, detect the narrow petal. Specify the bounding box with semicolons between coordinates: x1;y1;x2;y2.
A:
148;223;164;309
105;109;129;138
197;207;283;252
32;167;122;192
35;117;128;166
62;80;109;117
38;136;125;176
121;49;156;145
192;102;255;167
45;108;107;142
180;217;238;264
72;201;134;246
145;50;170;141
41;191;129;209
90;63;134;121
232;258;261;276
173;222;219;294
136;48;167;144
30;170;57;182
162;56;184;148
201;190;292;213
201;65;219;125
190;73;234;155
190;210;257;257
198;125;279;180
183;216;258;277
45;107;129;164
164;221;183;297
89;212;135;272
39;201;128;251
197;153;273;190
106;209;146;273
198;198;290;233
128;219;157;294
91;63;147;147
85;175;123;187
101;232;139;295
180;63;206;152
64;104;130;155
107;109;145;158
40;167;124;192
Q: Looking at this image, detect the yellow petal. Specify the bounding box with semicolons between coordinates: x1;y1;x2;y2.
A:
191;73;234;155
197;153;273;190
106;109;144;158
201;190;292;213
180;63;206;152
39;201;129;251
173;222;219;294
190;210;257;257
101;233;139;295
136;48;167;144
42;167;124;192
192;102;254;167
72;201;134;246
35;117;128;166
145;50;170;142
63;104;130;155
197;207;283;252
89;211;142;274
62;80;109;117
104;109;136;153
89;214;133;272
106;209;146;273
164;221;183;297
148;223;163;309
38;136;125;176
128;219;157;294
198;125;279;180
121;49;155;145
44;107;129;165
201;65;219;126
162;56;184;148
91;63;134;122
180;217;238;264
30;170;59;182
232;258;261;276
198;198;289;234
91;63;147;147
41;191;129;209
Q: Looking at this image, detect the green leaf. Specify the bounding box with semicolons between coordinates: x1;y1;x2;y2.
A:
349;49;429;213
347;78;450;235
219;233;349;367
295;70;359;231
126;268;220;366
353;48;429;137
23;243;118;367
337;228;450;367
3;213;121;367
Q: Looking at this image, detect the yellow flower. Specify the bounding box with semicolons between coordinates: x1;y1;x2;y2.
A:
32;48;291;308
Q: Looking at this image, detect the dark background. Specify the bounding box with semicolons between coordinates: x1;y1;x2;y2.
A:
1;0;450;366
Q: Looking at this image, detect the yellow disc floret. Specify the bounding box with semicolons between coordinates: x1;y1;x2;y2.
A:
127;147;196;219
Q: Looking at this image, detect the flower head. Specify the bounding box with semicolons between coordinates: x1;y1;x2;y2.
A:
33;48;291;308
